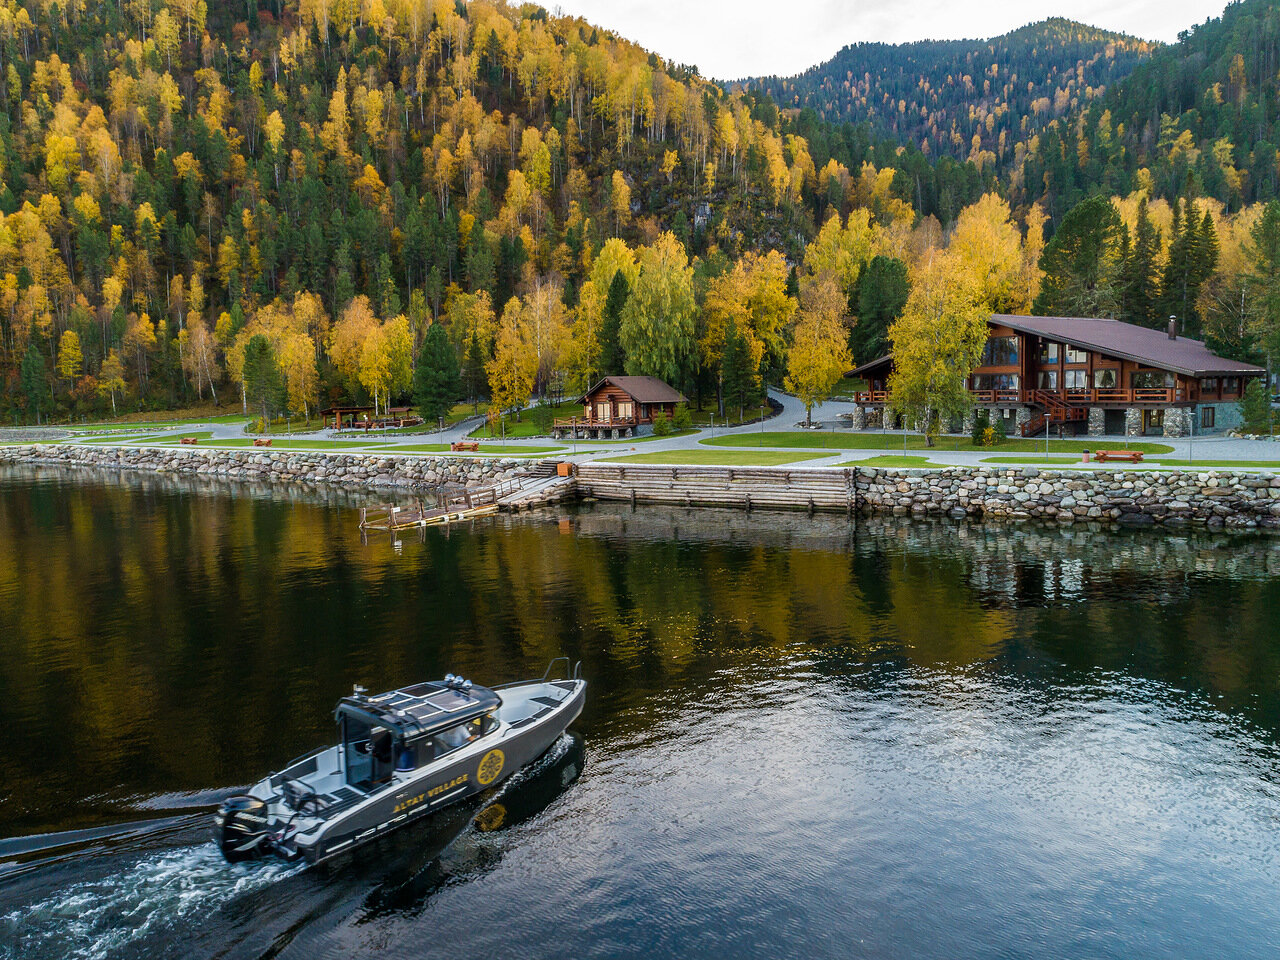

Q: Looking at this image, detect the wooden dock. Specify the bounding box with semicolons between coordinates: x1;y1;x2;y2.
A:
359;482;510;531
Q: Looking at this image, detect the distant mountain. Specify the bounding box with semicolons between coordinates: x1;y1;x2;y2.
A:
744;19;1156;168
1013;0;1280;217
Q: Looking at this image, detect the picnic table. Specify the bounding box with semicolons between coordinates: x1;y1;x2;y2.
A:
451;440;480;452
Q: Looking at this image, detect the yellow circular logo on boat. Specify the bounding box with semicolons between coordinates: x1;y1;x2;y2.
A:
477;749;505;785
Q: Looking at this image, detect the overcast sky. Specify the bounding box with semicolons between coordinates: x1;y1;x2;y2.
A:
550;0;1230;80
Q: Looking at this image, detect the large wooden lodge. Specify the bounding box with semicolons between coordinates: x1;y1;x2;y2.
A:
851;314;1266;437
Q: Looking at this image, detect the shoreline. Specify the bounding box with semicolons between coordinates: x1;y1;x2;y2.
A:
4;443;1279;529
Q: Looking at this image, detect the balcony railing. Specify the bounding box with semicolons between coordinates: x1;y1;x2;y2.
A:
553;416;639;429
849;387;1191;407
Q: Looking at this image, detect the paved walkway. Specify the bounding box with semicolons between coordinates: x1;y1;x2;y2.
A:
21;390;1280;470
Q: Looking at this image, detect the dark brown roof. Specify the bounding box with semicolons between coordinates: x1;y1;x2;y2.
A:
578;376;688;404
850;354;893;378
992;314;1265;377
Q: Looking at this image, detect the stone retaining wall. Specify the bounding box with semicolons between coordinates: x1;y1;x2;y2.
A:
5;445;1280;530
861;466;1280;528
0;444;526;492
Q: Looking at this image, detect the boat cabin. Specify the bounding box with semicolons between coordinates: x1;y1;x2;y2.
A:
335;678;500;789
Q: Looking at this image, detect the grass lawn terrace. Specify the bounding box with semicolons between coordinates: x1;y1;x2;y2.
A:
702;431;1175;455
597;450;832;466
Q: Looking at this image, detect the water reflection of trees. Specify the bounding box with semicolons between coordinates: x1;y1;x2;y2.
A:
2;469;1280;837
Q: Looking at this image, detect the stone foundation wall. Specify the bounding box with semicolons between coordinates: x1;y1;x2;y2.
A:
857;466;1280;528
6;445;1280;530
0;444;527;492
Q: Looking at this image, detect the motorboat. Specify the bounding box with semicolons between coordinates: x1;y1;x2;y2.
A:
215;660;585;864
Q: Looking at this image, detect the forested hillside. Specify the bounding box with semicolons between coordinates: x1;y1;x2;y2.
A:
4;0;1280;431
746;20;1155;174
0;0;993;421
1013;0;1280;219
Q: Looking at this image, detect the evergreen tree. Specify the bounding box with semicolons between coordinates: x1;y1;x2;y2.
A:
721;318;758;421
1119;198;1161;327
413;323;462;423
461;328;488;411
242;334;285;429
1160;200;1219;336
20;345;46;424
599;270;630;374
1249;200;1280;358
1034;195;1125;317
854;255;909;363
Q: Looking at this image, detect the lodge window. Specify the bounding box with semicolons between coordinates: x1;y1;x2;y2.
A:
1064;346;1088;364
1222;377;1241;395
1064;369;1088;389
1131;370;1175;389
980;336;1019;367
972;373;1019;391
1094;368;1118;388
1201;407;1216;429
1036;371;1058;389
1201;377;1219;394
1037;341;1060;364
617;401;634;420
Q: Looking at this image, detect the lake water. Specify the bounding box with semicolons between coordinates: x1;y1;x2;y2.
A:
2;465;1280;959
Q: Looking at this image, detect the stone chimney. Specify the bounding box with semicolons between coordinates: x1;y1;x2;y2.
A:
1168;317;1177;340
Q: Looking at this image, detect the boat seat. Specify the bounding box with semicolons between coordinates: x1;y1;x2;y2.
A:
508;705;554;729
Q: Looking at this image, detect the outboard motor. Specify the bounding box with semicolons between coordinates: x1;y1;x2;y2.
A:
215;795;272;862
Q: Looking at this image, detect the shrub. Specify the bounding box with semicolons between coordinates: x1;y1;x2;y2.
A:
652;410;672;436
993;416;1008;442
672;403;692;431
1239;380;1271;431
970;409;990;445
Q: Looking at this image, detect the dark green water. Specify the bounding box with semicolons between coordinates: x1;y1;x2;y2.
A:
1;465;1280;959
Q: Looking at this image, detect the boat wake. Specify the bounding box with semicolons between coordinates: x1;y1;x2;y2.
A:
0;842;303;960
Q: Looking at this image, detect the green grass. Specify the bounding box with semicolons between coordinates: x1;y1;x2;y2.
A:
70;413;249;432
78;434;162;444
840;455;944;467
156;437;379;450
576;429;698;444
128;431;214;444
1152;459;1280;469
981;456;1086;465
598;450;831;466
390;443;564;455
702;431;1175;455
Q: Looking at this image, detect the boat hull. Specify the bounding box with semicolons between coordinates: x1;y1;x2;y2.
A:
299;680;585;864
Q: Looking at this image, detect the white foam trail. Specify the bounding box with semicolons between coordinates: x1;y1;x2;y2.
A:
0;843;303;960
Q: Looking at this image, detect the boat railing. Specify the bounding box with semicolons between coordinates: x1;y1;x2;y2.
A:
284;744;329;770
492;657;583;689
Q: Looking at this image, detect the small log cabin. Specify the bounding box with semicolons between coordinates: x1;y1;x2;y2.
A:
850;314;1266;437
555;376;687;439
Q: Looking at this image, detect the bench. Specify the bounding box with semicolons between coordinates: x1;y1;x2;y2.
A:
253;438;273;447
1094;449;1144;463
179;437;199;445
451;440;480;452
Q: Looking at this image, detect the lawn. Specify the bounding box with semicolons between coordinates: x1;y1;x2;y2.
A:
129;431;214;444
597;450;832;466
702;431;1175;455
576;429;698;444
841;455;944;467
78;434;165;444
981;456;1086;465
390;443;564;456
70;412;250;431
1151;459;1280;469
155;437;379;450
